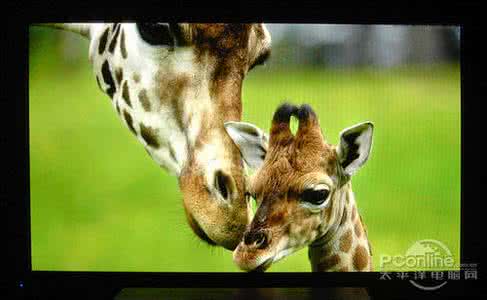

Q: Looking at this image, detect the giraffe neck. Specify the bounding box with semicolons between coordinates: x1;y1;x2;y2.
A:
87;23;243;177
308;185;372;272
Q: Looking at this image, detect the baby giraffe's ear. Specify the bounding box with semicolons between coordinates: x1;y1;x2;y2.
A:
224;121;269;170
337;122;374;177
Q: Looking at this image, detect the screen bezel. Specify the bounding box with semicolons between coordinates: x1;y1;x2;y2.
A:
5;6;483;298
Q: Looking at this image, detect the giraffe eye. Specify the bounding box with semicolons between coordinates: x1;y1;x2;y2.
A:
301;189;330;206
136;23;174;46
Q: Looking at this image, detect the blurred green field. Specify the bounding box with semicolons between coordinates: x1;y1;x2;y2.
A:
29;28;460;272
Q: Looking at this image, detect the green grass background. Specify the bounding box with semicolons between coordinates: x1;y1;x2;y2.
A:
29;27;460;272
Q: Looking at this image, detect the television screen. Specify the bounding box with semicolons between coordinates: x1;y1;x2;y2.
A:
28;23;460;274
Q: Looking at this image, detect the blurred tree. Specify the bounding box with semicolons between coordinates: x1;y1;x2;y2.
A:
266;24;460;69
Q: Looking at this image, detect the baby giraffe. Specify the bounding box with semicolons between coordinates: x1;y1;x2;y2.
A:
224;103;373;272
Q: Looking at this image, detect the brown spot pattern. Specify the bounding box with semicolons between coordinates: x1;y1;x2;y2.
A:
108;23;121;54
317;254;340;270
98;28;109;54
339;229;353;253
353;245;369;271
354;220;363;238
140;124;160;148
115;68;123;85
101;60;116;98
133;73;140;83
170;77;189;133
120;29;127;59
138;89;151;111
123;110;136;135
122;81;131;107
156;72;189;133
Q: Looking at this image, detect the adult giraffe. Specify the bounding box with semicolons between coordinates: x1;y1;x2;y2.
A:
38;23;271;250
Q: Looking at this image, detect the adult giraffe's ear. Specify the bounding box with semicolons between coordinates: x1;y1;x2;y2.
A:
337;122;374;177
224;121;268;170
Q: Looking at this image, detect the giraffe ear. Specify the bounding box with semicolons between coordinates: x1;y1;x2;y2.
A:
337;122;374;177
224;121;268;170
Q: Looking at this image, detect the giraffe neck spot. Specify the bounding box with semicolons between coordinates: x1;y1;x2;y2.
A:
339;228;353;252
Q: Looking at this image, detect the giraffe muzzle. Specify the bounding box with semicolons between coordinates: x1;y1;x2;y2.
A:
233;229;278;271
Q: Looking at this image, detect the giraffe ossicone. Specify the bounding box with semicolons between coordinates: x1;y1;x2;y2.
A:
225;103;374;271
39;23;272;250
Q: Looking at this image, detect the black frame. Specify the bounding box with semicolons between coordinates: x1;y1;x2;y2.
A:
4;3;484;299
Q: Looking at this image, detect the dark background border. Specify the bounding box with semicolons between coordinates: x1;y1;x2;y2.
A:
3;2;484;299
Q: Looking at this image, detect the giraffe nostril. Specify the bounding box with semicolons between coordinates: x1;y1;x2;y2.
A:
243;231;253;245
244;230;268;249
214;170;235;201
255;232;267;249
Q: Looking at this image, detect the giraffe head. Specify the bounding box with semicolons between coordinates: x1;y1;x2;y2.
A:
225;103;373;270
54;23;271;250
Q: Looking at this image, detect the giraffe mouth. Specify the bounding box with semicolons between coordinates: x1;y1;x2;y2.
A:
193;220;217;246
185;212;217;246
248;257;273;273
233;243;275;272
242;246;298;272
